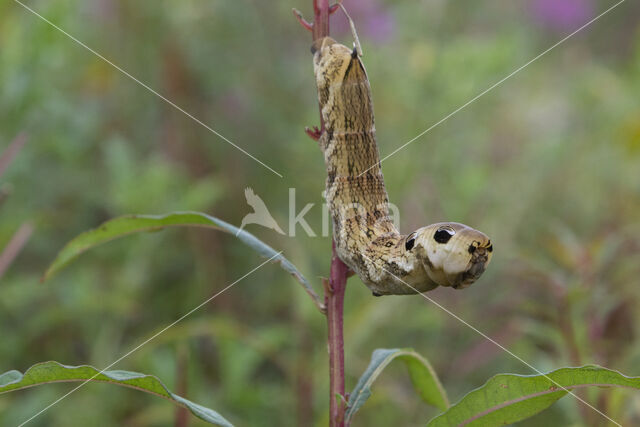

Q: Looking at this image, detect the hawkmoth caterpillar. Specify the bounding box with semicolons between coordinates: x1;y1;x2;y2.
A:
311;37;493;295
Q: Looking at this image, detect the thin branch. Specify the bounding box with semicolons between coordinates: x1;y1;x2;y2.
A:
0;184;13;209
174;344;189;427
0;133;28;179
0;222;34;280
297;2;350;426
325;246;349;427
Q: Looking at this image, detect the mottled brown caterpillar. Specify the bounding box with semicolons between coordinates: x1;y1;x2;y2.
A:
311;37;493;296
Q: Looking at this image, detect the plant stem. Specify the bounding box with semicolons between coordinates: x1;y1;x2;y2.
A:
305;1;349;425
312;0;330;41
174;344;189;427
0;222;34;280
325;242;349;426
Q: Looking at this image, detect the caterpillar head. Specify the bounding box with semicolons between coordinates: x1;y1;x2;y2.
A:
405;222;493;289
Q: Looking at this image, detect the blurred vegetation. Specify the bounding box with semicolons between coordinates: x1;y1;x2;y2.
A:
2;0;640;425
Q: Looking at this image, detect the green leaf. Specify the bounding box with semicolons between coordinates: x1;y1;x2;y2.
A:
346;348;448;423
427;365;640;426
0;361;233;427
42;211;323;310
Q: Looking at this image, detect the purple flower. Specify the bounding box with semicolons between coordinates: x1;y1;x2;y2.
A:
531;0;594;32
332;0;395;44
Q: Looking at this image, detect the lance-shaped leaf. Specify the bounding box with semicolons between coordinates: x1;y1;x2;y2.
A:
42;211;323;311
346;348;448;424
0;361;233;427
427;365;640;426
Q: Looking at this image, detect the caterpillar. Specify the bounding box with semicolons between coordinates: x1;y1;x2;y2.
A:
311;37;493;296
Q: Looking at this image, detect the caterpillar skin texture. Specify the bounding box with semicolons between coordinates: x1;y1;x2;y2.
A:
312;37;493;296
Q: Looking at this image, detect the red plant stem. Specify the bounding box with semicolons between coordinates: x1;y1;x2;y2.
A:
326;243;349;427
307;1;349;425
312;0;331;40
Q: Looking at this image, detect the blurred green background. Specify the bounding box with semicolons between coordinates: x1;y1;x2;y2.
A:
2;0;640;425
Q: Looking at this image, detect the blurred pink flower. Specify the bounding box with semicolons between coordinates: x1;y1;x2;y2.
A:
332;0;394;44
531;0;594;31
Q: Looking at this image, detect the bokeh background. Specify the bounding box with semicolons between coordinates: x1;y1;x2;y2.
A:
2;0;640;425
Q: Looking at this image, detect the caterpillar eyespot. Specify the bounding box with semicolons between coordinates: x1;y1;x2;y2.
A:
434;228;455;244
405;234;416;251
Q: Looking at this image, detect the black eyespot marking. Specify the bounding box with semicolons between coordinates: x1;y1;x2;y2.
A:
385;241;394;248
434;228;454;244
468;244;476;254
487;244;493;253
405;234;416;251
